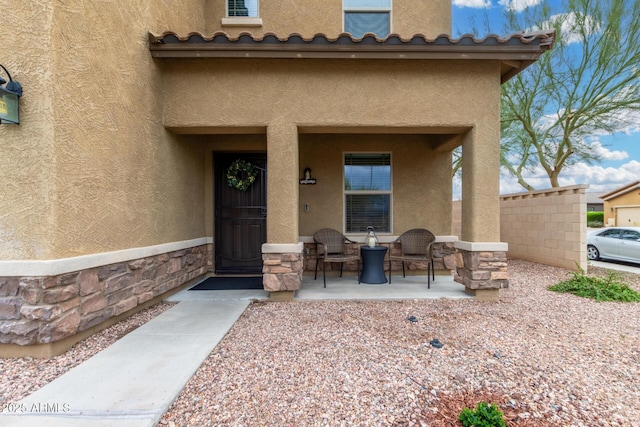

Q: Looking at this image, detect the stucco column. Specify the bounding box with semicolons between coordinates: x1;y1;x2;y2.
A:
455;127;508;301
266;122;299;243
460;128;500;242
263;122;302;297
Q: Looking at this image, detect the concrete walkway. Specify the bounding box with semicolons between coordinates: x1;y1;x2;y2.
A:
589;259;640;274
0;300;250;427
0;274;466;427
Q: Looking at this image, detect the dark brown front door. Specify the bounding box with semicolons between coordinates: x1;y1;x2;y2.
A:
215;153;267;274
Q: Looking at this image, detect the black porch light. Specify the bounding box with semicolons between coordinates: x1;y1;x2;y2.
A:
0;63;23;125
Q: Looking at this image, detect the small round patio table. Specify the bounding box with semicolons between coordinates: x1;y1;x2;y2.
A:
359;246;388;284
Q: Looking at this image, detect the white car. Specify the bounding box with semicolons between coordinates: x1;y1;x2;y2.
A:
587;227;640;264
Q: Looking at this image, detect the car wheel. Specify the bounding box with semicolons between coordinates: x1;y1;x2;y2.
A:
587;245;600;261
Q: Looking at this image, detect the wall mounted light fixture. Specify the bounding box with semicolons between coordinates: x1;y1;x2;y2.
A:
299;167;316;185
0;64;23;125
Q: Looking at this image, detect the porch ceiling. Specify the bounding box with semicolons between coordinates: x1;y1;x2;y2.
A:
167;126;467;151
148;31;555;83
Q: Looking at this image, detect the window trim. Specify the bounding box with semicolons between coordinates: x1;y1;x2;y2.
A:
343;152;393;235
222;0;262;27
221;17;263;27
342;0;393;36
226;0;260;18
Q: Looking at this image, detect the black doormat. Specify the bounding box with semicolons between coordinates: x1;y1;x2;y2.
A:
189;276;263;291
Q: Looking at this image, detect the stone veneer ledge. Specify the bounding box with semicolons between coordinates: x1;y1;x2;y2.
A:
0;238;213;277
262;243;304;253
298;235;459;244
455;241;508;252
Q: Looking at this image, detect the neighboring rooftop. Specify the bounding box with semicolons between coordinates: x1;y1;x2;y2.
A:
600;181;640;201
586;191;605;205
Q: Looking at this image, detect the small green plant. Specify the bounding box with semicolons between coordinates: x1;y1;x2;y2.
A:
458;401;506;427
549;268;640;302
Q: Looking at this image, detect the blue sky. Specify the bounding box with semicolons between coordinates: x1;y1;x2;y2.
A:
450;0;640;197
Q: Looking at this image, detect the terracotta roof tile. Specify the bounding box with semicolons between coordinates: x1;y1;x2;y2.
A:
148;30;555;83
149;30;555;47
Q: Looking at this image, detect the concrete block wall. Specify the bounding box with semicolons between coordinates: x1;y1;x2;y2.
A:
452;185;588;271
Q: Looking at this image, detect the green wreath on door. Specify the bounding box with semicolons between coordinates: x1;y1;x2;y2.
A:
226;159;258;192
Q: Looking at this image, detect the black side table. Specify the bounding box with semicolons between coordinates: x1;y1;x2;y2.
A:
359;246;388;284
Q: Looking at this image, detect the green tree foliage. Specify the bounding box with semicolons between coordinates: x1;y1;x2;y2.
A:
586;211;603;226
500;0;640;190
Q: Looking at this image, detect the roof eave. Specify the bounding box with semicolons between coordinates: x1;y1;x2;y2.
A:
148;31;555;83
600;181;640;201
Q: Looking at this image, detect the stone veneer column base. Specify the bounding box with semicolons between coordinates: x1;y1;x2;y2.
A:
262;243;304;293
454;241;509;302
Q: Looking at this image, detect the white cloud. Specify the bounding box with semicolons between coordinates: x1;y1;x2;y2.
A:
530;12;601;44
498;0;543;12
588;140;628;161
498;160;640;196
454;158;640;199
452;0;492;8
599;107;640;136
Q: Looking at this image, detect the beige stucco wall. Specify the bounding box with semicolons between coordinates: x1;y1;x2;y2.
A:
0;0;210;260
204;0;451;38
162;59;499;131
2;0;490;263
461;125;501;242
162;58;500;243
500;185;588;271
0;0;56;260
299;134;452;237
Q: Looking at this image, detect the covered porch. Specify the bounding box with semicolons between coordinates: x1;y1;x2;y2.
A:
150;31;555;302
168;273;471;302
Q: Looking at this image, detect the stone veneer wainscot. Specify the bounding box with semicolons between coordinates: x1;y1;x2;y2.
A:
0;244;211;357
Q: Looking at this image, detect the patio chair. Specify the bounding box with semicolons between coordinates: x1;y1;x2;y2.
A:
313;228;360;287
388;228;435;288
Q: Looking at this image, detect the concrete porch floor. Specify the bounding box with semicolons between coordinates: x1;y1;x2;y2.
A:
167;272;471;302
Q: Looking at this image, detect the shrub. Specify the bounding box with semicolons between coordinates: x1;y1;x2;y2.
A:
587;211;604;227
458;402;506;427
549;269;640;302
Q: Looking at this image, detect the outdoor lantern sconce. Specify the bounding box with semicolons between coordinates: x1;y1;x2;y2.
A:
300;167;316;185
0;64;23;125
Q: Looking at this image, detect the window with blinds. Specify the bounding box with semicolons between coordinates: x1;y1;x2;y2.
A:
343;0;391;38
344;153;391;233
228;0;258;17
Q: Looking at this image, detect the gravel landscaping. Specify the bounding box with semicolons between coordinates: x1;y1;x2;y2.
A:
159;260;640;426
2;259;640;426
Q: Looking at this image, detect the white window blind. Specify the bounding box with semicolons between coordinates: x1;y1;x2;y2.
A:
344;0;391;38
344;13;390;38
344;154;391;233
228;0;258;17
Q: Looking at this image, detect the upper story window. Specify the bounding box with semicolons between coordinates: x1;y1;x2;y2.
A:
343;0;391;38
227;0;259;17
344;153;392;233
